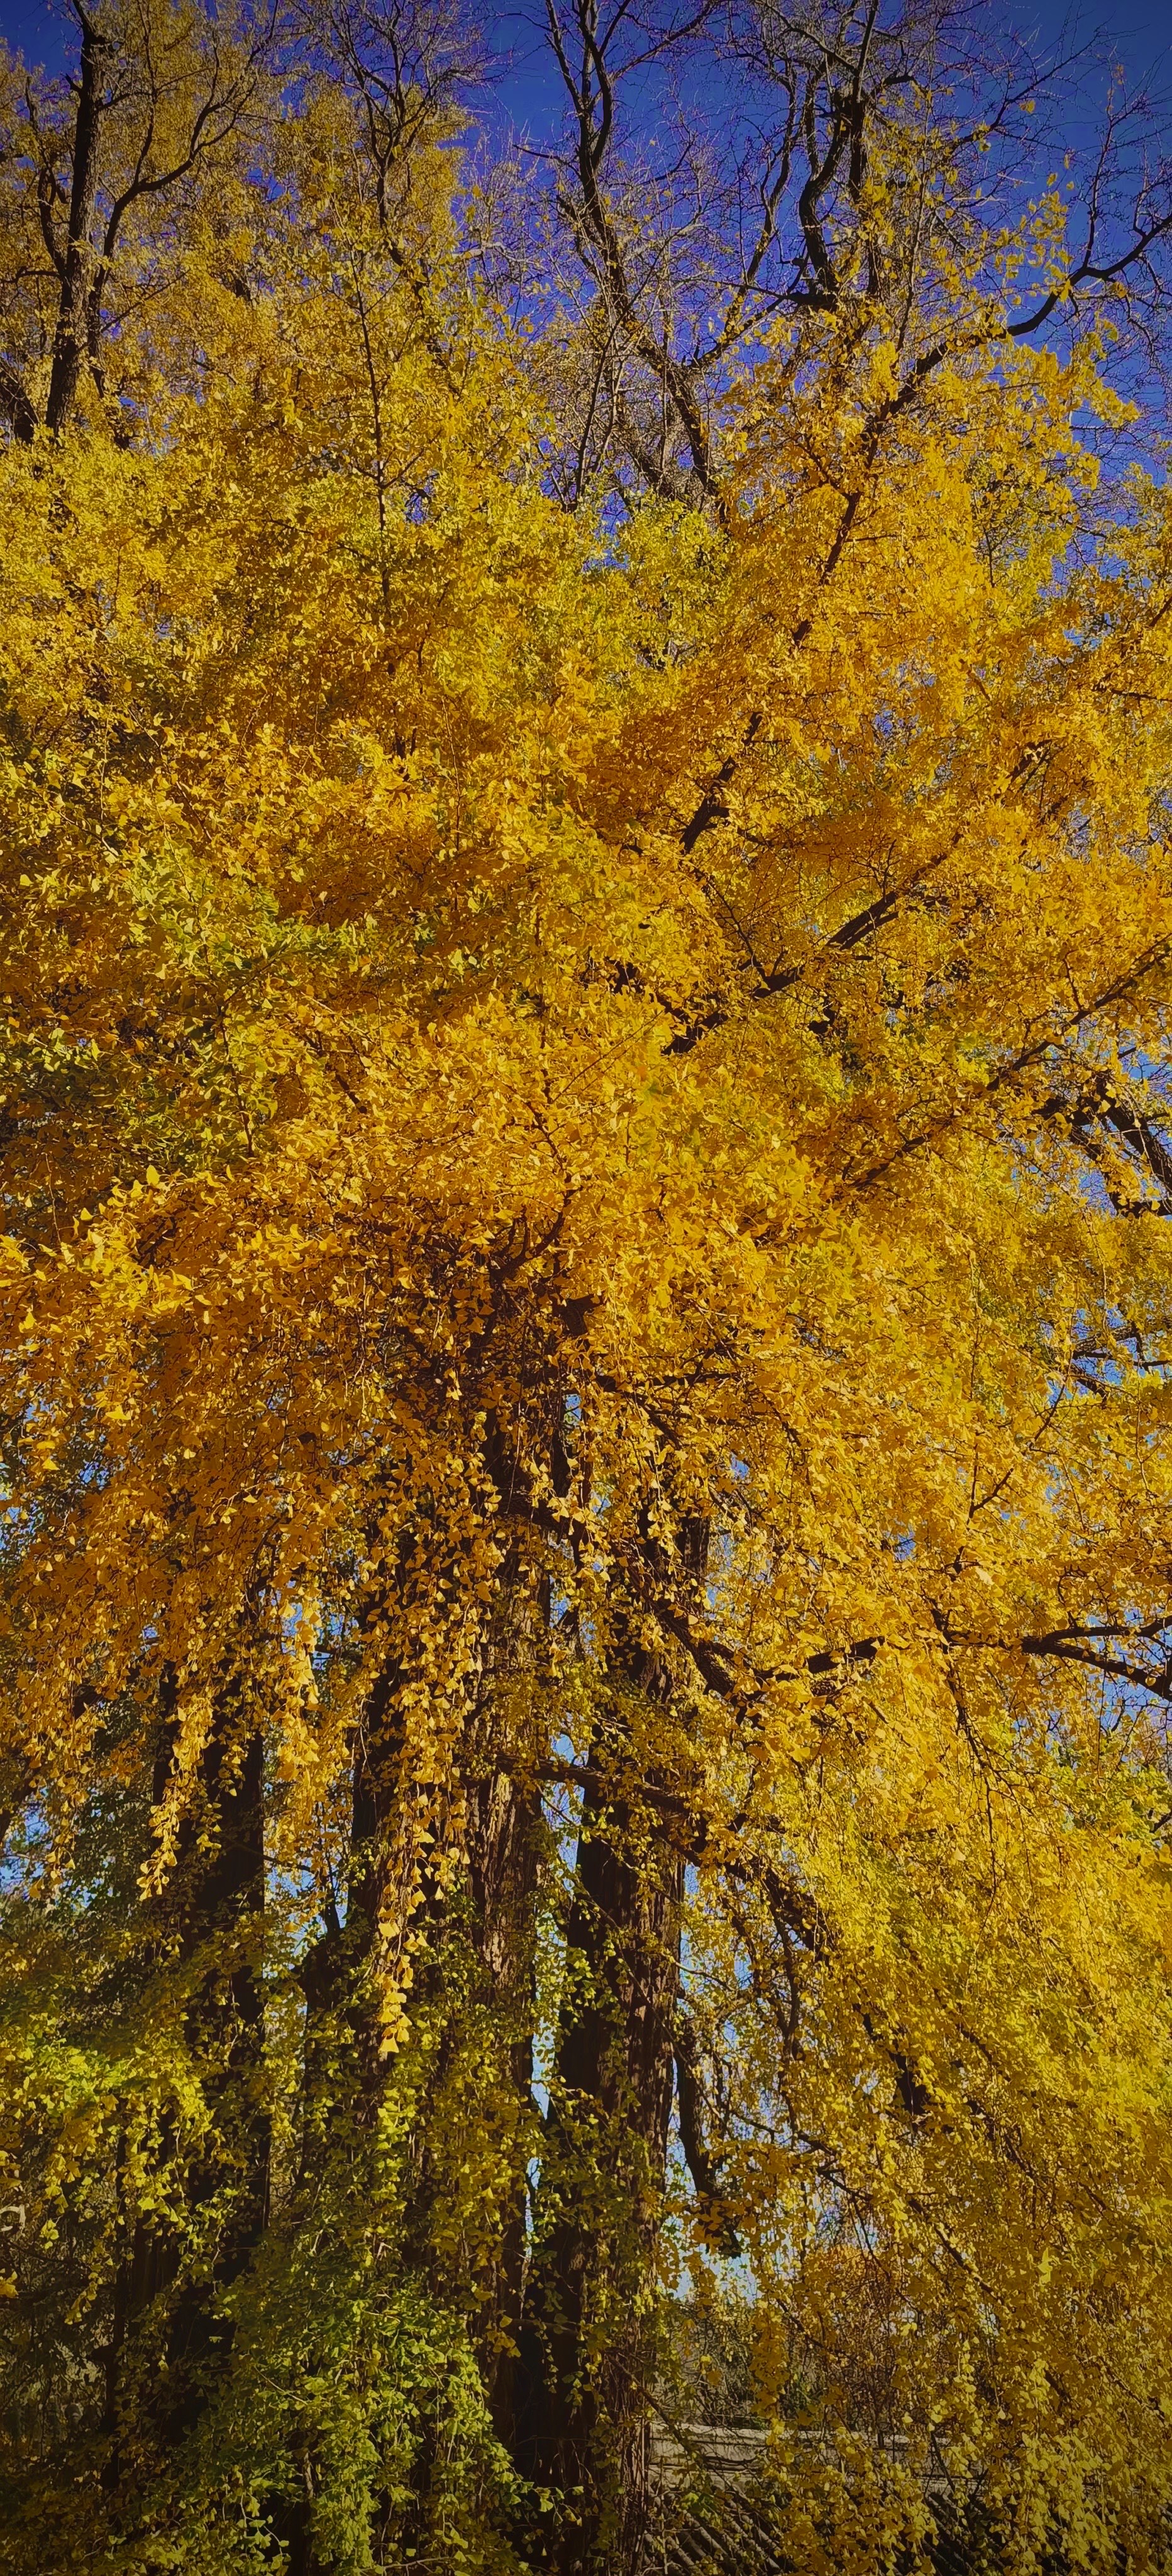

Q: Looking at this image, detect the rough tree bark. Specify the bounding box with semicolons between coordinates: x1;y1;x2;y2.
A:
102;1653;268;2483
518;1516;709;2575
44;6;108;435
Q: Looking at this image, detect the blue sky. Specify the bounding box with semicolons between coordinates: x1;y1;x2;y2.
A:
3;1;1169;101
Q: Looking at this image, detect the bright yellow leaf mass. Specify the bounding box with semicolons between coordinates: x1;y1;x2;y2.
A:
3;4;1172;2571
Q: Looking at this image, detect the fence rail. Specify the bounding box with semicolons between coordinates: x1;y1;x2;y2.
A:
644;2421;974;2576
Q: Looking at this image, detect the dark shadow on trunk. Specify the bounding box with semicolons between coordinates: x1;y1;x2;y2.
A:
517;1516;709;2575
101;1648;269;2486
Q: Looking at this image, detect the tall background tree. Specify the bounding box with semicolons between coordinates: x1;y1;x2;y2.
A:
3;5;1172;2573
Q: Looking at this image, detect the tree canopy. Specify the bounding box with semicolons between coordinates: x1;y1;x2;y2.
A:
3;6;1172;2572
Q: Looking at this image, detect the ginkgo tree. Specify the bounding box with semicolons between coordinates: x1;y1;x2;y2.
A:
3;5;1172;2574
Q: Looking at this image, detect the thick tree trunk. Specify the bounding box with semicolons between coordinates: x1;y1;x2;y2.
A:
517;1516;708;2572
519;1763;683;2572
163;1718;269;2424
45;8;107;435
467;1756;543;2444
515;1731;682;2558
102;1662;268;2478
285;1518;516;2570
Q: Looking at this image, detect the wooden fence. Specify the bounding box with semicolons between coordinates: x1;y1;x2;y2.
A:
644;2422;975;2576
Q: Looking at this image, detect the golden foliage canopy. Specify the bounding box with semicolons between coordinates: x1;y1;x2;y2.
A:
3;5;1172;2571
